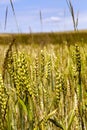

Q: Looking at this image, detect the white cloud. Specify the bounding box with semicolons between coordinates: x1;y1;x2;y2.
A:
50;17;61;22
43;16;61;23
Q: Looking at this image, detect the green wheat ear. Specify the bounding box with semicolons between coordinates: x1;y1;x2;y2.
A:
61;74;67;116
40;50;45;82
75;44;85;129
85;90;87;122
32;55;40;105
75;44;82;99
16;52;33;99
2;40;14;80
0;74;8;130
46;54;52;84
55;70;61;106
75;44;81;73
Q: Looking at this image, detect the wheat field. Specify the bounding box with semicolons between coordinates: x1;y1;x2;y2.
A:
0;40;87;130
0;0;87;129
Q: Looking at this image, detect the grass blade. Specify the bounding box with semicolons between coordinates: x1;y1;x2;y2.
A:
4;6;8;30
10;0;19;32
40;10;43;32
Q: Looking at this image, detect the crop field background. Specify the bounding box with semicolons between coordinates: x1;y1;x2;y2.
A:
0;32;87;130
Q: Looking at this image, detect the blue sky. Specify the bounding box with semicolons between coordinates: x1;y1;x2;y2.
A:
0;0;87;33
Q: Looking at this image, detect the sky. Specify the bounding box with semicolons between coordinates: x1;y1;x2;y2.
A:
0;0;87;33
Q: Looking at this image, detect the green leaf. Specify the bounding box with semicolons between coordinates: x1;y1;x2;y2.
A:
18;97;28;114
49;118;64;130
47;109;58;119
67;109;75;130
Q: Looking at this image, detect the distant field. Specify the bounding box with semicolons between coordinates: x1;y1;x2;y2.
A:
0;30;87;45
